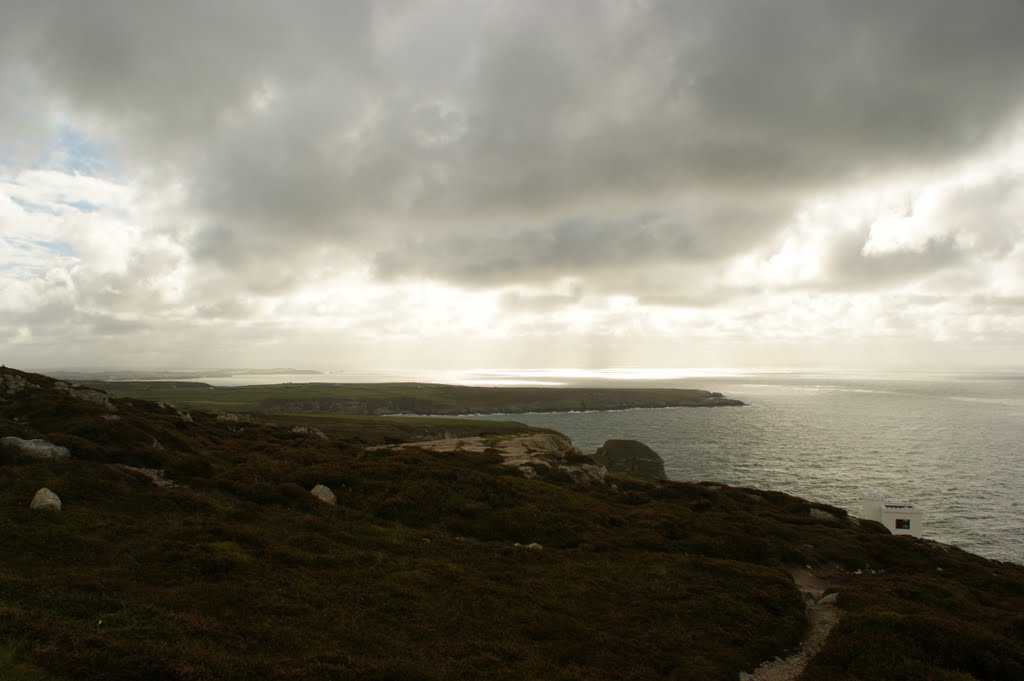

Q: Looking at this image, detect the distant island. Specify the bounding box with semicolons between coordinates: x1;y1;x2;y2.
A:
77;380;746;415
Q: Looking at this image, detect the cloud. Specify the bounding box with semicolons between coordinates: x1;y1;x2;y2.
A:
2;1;1024;368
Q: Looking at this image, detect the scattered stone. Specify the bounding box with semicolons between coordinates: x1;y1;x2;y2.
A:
310;484;337;505
178;411;193;423
217;413;257;424
2;436;71;460
818;592;839;605
291;425;329;440
30;488;62;511
742;568;841;681
591;439;668;480
1;372;34;395
100;414;121;421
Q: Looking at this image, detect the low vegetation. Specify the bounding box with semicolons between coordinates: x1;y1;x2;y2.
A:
78;380;744;415
1;367;1022;680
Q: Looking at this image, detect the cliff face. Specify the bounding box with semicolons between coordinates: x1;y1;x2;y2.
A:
2;366;1022;681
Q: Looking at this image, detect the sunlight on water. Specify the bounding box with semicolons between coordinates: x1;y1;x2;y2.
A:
464;367;750;382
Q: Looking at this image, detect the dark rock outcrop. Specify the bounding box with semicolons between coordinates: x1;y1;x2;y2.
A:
591;439;668;480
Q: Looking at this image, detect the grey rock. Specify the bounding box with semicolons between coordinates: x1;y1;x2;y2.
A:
2;436;71;460
291;426;329;441
818;592;839;605
30;488;62;511
591;439;667;480
311;484;337;505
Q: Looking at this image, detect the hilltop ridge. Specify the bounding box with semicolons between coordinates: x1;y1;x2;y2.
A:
1;366;1022;680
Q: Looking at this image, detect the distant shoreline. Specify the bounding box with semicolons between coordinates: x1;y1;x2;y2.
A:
48;368;322;382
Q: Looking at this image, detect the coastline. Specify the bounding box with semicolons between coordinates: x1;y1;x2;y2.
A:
78;380;746;415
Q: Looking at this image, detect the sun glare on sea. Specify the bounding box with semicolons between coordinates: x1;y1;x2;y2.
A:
462;368;748;384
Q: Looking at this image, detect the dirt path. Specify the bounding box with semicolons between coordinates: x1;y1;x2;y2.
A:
738;567;841;681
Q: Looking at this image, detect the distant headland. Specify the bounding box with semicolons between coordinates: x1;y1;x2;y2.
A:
73;380;746;415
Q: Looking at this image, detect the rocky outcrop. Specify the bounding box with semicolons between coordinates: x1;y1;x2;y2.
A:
591;439;668;480
1;371;35;395
30;488;62;511
2;436;71;460
53;381;117;411
311;484;337;505
373;433;607;484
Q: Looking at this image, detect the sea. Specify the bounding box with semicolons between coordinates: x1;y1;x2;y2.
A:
183;368;1024;565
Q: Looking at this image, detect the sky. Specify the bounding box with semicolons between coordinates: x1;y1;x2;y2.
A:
2;0;1024;373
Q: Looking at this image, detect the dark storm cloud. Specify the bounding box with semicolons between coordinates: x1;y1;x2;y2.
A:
373;201;791;287
818;230;966;291
3;0;1024;295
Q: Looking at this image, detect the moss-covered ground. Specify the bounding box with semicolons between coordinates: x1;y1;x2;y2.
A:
1;368;1022;680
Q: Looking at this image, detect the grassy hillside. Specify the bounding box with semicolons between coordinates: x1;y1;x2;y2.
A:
79;380;744;415
2;368;1022;681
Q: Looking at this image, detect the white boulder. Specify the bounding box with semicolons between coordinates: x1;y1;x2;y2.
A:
310;484;337;505
30;488;62;511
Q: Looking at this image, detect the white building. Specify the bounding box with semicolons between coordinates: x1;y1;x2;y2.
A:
862;492;924;537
